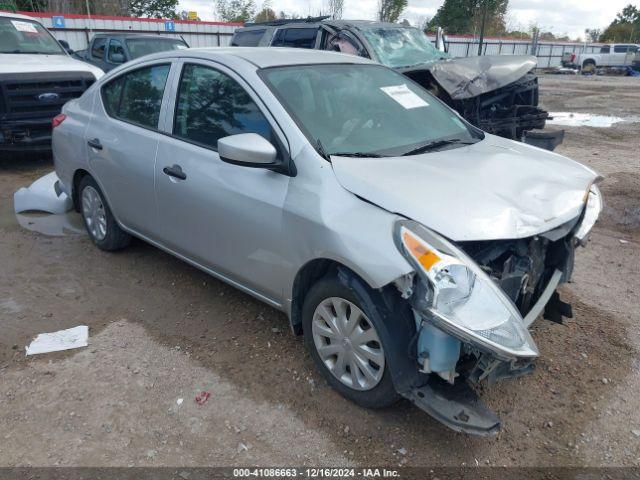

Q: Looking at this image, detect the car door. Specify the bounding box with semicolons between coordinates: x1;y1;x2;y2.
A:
89;37;109;70
599;45;611;66
154;60;290;304
85;61;174;239
105;38;128;71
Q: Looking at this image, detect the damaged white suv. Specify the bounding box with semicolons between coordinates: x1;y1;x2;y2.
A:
52;48;602;435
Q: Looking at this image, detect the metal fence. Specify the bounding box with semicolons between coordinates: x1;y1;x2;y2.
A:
16;11;604;68
19;12;240;51
428;35;602;68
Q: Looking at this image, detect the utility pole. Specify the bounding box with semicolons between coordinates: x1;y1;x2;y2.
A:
477;0;488;56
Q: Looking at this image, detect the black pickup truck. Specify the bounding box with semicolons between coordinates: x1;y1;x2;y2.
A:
73;33;188;72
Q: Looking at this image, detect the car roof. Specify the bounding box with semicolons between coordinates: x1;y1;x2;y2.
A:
141;47;375;69
236;18;413;31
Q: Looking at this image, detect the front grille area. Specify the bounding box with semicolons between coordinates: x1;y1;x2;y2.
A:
459;229;576;316
0;71;95;120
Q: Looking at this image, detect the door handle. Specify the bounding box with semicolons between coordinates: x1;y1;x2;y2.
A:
162;164;187;180
87;138;102;150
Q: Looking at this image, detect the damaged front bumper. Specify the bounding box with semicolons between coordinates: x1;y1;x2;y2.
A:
392;185;602;435
0;117;54;152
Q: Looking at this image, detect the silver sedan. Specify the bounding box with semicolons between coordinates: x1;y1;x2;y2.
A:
52;47;602;435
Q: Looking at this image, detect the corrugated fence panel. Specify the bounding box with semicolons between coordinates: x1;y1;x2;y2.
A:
21;12;238;51
19;12;606;68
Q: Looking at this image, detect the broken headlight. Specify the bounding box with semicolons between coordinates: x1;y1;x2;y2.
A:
394;220;539;360
574;184;602;245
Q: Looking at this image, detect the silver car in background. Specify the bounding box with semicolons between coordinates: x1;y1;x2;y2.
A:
52;48;602;435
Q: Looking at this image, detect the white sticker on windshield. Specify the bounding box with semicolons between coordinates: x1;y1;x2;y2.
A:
11;20;38;33
380;84;429;109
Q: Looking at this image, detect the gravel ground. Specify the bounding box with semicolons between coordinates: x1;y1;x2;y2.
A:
0;74;639;467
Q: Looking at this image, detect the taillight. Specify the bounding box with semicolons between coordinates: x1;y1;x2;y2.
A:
571;53;576;62
52;114;67;129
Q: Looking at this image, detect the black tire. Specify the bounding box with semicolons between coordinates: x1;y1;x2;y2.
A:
78;175;131;251
582;60;596;73
302;274;400;409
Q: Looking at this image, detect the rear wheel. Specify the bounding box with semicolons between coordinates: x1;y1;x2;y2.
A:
582;60;596;74
79;176;131;251
302;275;399;408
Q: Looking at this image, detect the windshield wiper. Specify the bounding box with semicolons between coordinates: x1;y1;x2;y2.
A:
316;138;330;161
401;138;476;156
330;152;386;158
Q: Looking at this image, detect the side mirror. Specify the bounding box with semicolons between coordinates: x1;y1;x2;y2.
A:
110;53;126;64
59;40;74;54
218;133;278;167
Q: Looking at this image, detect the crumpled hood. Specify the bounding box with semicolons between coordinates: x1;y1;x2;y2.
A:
401;55;537;100
0;54;104;78
331;134;598;241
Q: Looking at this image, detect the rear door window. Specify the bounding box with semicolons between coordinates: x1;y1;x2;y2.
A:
232;29;266;46
101;63;171;129
107;39;126;63
91;37;107;59
614;45;629;53
272;28;318;49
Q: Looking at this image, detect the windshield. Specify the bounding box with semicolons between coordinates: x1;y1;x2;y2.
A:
261;64;478;157
0;17;65;55
125;38;188;59
361;26;449;69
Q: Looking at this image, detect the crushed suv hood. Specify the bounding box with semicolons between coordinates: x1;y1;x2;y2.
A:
0;54;104;78
401;55;538;100
331;134;598;241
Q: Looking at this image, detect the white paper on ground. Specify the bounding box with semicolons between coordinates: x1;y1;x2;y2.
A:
380;84;429;109
25;325;88;356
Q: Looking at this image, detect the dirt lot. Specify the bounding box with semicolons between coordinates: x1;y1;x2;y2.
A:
0;74;639;468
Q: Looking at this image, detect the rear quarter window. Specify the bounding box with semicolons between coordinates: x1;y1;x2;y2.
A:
232;29;266;46
100;64;171;129
272;28;318;49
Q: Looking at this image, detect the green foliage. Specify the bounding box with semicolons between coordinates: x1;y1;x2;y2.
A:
427;0;508;35
0;0;16;11
601;4;640;42
328;0;344;19
215;0;256;23
585;28;601;42
254;7;276;22
11;0;48;11
129;0;179;18
378;0;408;23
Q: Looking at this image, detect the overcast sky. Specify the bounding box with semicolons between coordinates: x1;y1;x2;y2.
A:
178;0;632;40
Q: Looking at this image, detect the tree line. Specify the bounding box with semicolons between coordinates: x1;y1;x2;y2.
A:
5;0;638;43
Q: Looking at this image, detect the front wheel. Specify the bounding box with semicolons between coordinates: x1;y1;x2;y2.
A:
78;175;131;251
302;275;400;408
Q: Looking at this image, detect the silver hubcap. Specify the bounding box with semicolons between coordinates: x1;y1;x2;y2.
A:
81;186;107;241
312;297;385;391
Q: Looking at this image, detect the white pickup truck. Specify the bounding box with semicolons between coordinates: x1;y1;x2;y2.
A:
0;12;103;154
562;44;639;71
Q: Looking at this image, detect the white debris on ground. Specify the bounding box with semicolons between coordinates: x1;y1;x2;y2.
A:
25;325;88;356
547;112;634;128
13;171;72;214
